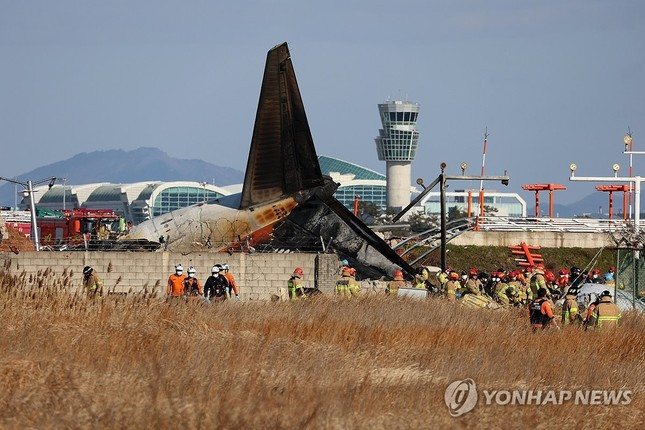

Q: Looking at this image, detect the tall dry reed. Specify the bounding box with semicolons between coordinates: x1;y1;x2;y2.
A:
0;267;643;429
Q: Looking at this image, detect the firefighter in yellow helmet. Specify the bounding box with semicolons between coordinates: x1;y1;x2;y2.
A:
588;290;621;329
288;267;306;301
386;269;406;296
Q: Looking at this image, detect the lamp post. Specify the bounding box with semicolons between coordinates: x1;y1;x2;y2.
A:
569;163;641;231
569;163;643;308
393;163;510;271
0;176;60;251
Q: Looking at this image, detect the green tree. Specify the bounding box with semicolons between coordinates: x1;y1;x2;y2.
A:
408;212;439;232
448;206;467;222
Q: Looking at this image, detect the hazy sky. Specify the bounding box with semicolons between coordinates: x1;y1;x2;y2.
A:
1;1;644;204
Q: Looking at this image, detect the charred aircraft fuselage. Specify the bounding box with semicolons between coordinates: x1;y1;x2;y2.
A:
125;43;414;278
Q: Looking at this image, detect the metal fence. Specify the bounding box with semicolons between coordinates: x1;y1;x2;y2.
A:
616;249;645;308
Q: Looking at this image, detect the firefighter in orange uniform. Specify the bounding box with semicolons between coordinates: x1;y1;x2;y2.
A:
167;264;187;301
223;264;240;300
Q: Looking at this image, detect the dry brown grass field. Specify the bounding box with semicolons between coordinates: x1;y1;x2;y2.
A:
1;264;644;429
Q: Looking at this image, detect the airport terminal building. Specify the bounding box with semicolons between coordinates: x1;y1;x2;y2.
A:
22;182;231;225
318;155;389;212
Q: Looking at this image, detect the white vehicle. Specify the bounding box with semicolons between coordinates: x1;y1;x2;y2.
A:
575;283;645;312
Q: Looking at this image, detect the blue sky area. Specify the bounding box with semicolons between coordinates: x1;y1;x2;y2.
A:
1;1;644;204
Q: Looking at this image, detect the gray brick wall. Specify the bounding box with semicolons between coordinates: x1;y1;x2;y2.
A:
0;251;342;301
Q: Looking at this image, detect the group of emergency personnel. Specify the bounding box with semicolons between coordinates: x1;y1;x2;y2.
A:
80;257;622;331
166;263;239;302
392;263;622;331
335;260;361;298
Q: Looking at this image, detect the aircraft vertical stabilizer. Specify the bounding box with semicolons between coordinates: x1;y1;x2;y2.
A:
240;42;323;209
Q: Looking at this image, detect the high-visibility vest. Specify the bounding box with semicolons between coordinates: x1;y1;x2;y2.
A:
348;278;361;297
335;277;351;297
386;280;405;295
562;296;579;325
288;276;304;301
593;301;621;329
444;280;457;295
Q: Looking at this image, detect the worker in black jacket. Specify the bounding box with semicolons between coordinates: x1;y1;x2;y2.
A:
203;265;229;302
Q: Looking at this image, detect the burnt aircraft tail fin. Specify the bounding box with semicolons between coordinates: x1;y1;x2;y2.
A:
240;42;324;209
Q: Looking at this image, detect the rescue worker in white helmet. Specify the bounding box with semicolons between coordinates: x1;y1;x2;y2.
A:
204;265;229;302
167;264;187;301
183;266;203;301
222;264;240;300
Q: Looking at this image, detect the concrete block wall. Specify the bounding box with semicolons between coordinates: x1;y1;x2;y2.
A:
0;251;343;301
450;231;614;248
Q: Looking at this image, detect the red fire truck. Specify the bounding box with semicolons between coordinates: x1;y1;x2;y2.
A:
38;208;125;247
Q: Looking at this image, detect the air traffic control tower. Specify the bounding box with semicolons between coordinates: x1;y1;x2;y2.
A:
375;100;420;210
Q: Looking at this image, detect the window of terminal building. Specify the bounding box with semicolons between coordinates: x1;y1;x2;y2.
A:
151;187;224;217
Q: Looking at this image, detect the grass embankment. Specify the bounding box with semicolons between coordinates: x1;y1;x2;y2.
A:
1;263;643;428
415;245;616;272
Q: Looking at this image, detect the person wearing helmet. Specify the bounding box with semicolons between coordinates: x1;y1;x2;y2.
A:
570;266;584;289
82;266;103;298
464;268;482;296
492;272;511;306
204;265;229;302
556;269;569;291
167;264;187;300
530;264;547;300
603;272;615;287
444;271;460;302
288;268;306;301
335;266;352;298
588;268;603;284
386;269;406;296
529;287;555;331
437;266;452;287
183;266;203;300
561;286;580;326
543;270;561;298
222;264;240;300
507;271;523;304
588;290;621;330
414;267;430;289
340;259;349;268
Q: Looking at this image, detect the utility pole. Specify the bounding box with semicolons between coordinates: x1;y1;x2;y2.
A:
0;176;60;251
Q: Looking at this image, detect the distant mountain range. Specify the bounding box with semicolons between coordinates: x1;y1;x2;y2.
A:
0;147;244;207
